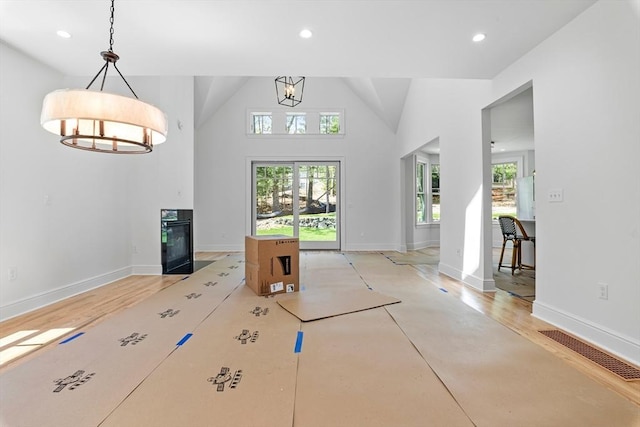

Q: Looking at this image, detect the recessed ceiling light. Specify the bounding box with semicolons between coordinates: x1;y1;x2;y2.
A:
299;29;313;39
472;33;486;42
56;30;71;39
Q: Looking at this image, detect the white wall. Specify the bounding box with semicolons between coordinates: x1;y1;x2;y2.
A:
125;77;195;273
490;0;640;364
59;75;196;274
0;42;131;319
195;77;399;252
0;42;195;319
396;0;639;364
397;79;493;290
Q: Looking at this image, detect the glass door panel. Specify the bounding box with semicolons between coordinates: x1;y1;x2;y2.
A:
254;164;294;237
296;163;339;250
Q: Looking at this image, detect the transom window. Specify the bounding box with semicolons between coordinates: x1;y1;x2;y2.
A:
286;113;306;134
320;113;340;134
248;109;344;136
251;113;272;134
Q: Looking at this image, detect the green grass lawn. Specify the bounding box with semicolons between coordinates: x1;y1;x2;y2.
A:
256;213;337;241
256;225;337;241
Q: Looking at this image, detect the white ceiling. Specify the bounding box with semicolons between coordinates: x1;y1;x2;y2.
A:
491;87;534;153
0;0;592;138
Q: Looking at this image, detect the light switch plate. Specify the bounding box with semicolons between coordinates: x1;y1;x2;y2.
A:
548;188;563;202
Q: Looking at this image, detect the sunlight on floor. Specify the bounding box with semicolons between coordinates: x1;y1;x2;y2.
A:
0;330;39;347
0;327;76;366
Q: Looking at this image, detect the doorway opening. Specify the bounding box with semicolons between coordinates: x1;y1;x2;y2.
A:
483;83;536;301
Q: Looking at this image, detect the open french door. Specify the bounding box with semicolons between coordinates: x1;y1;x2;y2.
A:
252;161;340;250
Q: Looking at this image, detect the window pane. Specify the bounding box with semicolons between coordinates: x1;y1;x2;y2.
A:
252;114;272;134
416;194;426;223
491;162;517;219
297;164;338;243
416;162;426;224
286;114;306;134
320;114;340;134
431;164;440;222
255;166;294;236
416;163;425;193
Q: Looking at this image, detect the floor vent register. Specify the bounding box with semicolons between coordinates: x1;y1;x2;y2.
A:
539;330;640;381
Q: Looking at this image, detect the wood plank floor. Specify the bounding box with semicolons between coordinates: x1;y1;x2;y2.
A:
1;251;638;406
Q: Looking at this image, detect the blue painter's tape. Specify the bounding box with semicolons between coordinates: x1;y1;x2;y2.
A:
439;288;448;293
59;332;84;344
294;331;304;353
177;333;193;346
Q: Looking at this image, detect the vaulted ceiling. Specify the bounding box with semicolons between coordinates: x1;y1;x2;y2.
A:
0;0;594;136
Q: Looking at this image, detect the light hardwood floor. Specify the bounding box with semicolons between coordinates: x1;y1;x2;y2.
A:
1;251;638;406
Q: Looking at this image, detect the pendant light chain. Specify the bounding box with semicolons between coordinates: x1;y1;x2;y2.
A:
108;0;115;53
84;0;139;98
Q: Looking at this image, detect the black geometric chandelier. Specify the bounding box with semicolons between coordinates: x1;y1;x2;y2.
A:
275;76;305;107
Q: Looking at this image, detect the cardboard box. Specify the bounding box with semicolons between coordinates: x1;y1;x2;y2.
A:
245;235;299;296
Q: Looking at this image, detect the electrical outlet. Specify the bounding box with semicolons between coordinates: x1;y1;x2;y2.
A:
548;188;564;202
598;283;608;300
8;267;17;281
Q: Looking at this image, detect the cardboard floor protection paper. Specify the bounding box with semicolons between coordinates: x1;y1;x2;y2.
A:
277;288;400;322
293;307;473;427
343;252;640;427
101;284;301;427
0;259;246;427
2;252;638;427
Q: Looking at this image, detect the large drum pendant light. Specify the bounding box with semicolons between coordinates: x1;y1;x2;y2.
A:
40;0;168;154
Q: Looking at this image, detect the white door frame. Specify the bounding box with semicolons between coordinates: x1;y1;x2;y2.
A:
247;156;345;250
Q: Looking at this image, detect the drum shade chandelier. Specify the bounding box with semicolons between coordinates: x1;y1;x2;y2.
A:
40;0;167;154
275;76;305;107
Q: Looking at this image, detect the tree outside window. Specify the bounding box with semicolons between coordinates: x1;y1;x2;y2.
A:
492;162;517;219
252;114;272;134
431;164;440;221
320;114;340;134
416;162;426;223
416;161;440;224
286;113;306;134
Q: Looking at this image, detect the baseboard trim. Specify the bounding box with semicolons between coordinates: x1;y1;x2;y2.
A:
439;262;496;292
198;243;404;252
197;244;245;252
533;300;640;366
132;265;163;275
407;240;440;250
343;243;399;251
0;266;132;322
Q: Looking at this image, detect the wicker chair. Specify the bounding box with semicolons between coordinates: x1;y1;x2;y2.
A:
498;215;535;275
